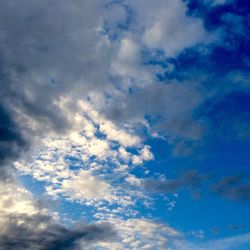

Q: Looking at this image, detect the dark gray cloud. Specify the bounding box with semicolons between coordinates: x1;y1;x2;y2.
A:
0;105;27;179
144;171;250;202
212;175;250;202
0;214;116;250
228;224;245;231
143;170;209;195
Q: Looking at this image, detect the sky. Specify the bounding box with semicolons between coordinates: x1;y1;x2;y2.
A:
0;0;250;249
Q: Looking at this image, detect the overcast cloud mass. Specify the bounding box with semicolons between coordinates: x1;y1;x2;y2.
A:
0;0;250;249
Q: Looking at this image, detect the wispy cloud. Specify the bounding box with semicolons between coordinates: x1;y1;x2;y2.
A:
143;170;209;196
212;175;250;202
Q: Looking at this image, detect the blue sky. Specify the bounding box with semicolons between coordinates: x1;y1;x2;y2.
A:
0;0;250;249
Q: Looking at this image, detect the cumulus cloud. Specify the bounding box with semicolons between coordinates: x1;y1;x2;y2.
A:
0;0;113;179
0;0;215;183
0;181;116;250
0;214;115;250
125;0;212;56
14;99;154;220
51;170;113;201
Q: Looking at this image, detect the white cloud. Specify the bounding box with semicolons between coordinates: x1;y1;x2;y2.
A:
92;218;181;250
0;181;41;217
55;170;112;201
126;0;212;57
126;175;142;187
88;138;110;158
15;99;153;214
118;38;139;63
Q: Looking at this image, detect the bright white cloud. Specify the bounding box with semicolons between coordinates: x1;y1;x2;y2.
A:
0;182;41;217
53;170;112;201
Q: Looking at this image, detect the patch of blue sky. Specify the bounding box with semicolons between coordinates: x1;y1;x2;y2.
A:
19;174;47;197
141;46;210;83
201;137;250;175
133;131;250;241
169;190;250;241
64;155;84;170
197;91;250;143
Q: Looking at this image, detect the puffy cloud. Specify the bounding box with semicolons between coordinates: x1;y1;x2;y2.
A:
0;181;44;217
15;99;153;216
0;0;113;179
0;0;216;183
51;170;113;201
0;181;116;250
126;0;212;56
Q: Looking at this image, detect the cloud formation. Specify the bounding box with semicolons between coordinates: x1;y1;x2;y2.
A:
1;0;250;249
0;106;27;178
0;215;115;250
212;175;250;202
0;181;116;250
143;170;209;195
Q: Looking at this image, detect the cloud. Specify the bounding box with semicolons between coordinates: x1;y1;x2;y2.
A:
228;223;244;231
212;175;250;202
0;105;27;178
0;0;219;183
172;232;250;250
1;1;249;249
14;99;154;219
144;170;209;195
127;0;212;56
50;170;113;201
197;232;250;250
92;218;181;250
0;181;116;250
0;0;113;178
0;214;115;250
105;81;206;156
201;0;233;6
